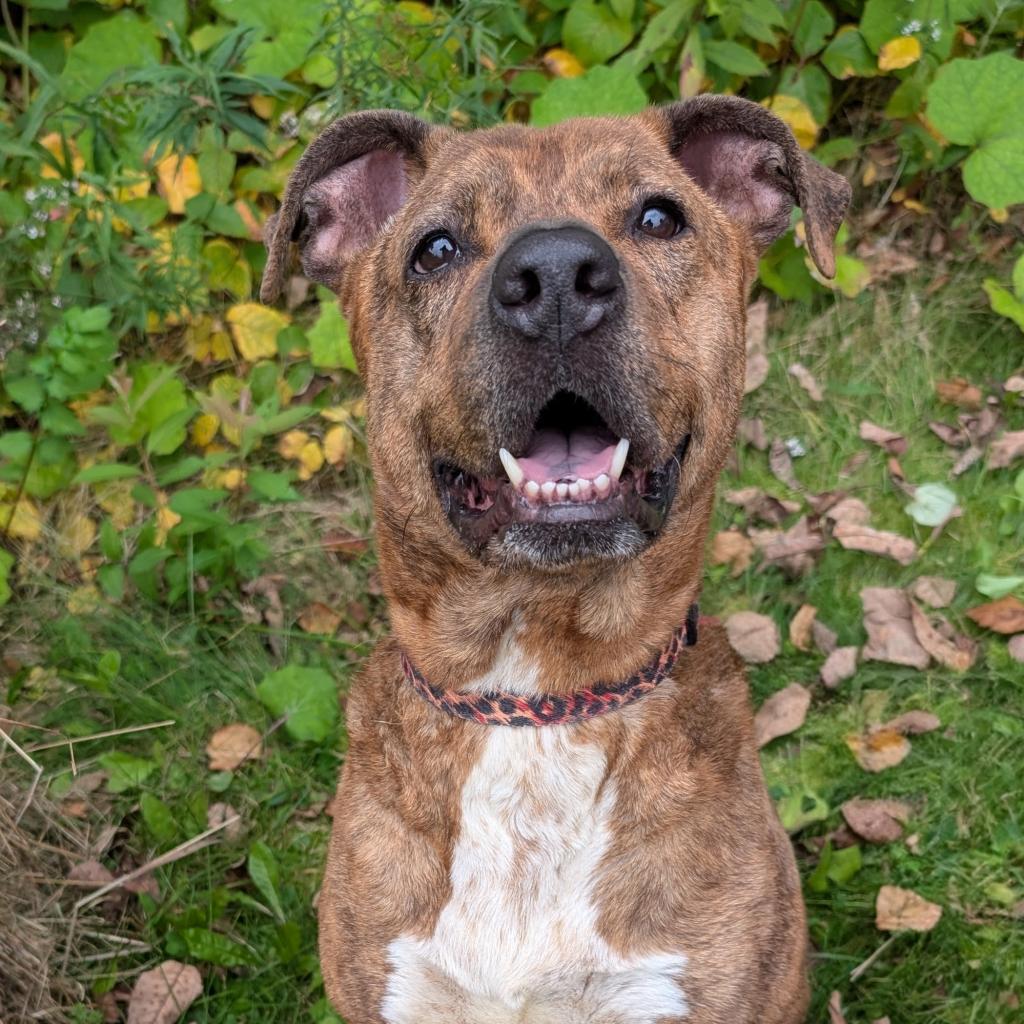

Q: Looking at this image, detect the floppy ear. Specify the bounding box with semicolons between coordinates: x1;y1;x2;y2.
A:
663;96;851;277
260;110;436;303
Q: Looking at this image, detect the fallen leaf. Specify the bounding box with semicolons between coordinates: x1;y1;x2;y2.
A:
744;299;769;394
789;604;817;651
834;523;917;566
227;303;289;361
67;859;115;887
1009;635;1024;663
839;450;869;477
905;483;959;528
788;363;823;401
298;601;342;635
842;798;912;843
821;646;858;689
929;420;967;448
725;487;801;525
127;960;203;1024
987;430;1024;470
960;406;1001;446
878;35;921;71
883;710;941;736
847;728;912;772
322;529;370;560
967;595;1024;634
952;445;984;477
861;588;930;669
936;377;982;409
827;990;847;1024
859;420;907;455
769;438;803;492
207;802;243;841
711;530;755;576
725;611;780;664
813;619;838;655
542;47;584;78
323;424;354;467
206;723;263;771
909;603;977;672
824;496;872;527
155;155;201;215
296;439;324;481
875;885;942;932
738;417;768;450
754;683;811;748
1005;374;1024;394
911;576;956;609
756;516;826;567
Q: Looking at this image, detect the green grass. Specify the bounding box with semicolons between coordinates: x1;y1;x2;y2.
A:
4;270;1023;1024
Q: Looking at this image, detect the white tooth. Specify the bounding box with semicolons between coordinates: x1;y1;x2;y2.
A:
594;473;611;498
610;438;630;481
541;481;557;502
524;480;540;501
557;482;570;501
568;481;581;501
576;479;592;501
499;448;524;487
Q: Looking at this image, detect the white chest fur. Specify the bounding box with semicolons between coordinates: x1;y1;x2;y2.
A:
381;723;688;1023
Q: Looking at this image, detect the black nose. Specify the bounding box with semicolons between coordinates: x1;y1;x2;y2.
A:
490;225;622;342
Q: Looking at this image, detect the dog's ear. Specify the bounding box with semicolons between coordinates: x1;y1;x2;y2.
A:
663;96;851;277
260;110;436;303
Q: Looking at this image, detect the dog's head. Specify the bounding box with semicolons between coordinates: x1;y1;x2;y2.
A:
263;99;848;593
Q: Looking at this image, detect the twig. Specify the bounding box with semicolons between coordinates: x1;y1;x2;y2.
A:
0;727;43;824
27;719;176;754
849;933;898;981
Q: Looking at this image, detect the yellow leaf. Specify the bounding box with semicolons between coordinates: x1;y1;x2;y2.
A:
278;430;311;460
878;36;921;71
67;585;101;615
250;94;275;120
902;198;929;214
39;132;84;179
297;440;324;481
762;95;818;149
58;513;97;558
155;154;202;215
0;498;42;540
227;303;289;361
298;601;342;635
115;171;151;202
95;480;136;530
862;161;879;186
155;504;182;547
324;424;354;467
216;468;246;490
184;314;235;363
990;207;1009;224
321;396;366;423
191;413;220;448
542;47;584;78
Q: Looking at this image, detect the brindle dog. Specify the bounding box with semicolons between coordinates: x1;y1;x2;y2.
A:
262;97;850;1024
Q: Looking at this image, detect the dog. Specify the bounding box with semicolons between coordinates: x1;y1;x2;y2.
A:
261;95;850;1024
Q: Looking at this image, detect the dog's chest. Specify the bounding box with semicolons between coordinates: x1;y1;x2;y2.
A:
381;724;688;1023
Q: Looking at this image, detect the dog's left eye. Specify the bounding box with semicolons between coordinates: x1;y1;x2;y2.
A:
637;204;682;240
412;232;460;274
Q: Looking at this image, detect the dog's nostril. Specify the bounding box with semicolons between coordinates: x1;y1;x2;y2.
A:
497;267;541;307
575;260;618;299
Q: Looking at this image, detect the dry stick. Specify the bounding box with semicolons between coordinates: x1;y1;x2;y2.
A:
849;933;899;982
62;812;241;974
0;727;43;824
27;719;176;754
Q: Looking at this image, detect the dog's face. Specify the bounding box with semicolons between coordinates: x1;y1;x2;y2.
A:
263;100;848;584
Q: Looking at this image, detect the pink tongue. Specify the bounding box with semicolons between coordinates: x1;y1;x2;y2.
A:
517;428;617;483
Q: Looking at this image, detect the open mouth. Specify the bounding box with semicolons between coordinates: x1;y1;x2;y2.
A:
435;391;689;560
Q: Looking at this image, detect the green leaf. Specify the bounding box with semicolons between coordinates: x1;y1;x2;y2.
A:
905;483;958;527
98;752;156;793
140;792;178;845
73;463;142;485
562;0;634;67
790;0;834;59
256;665;339;743
307;302;357;372
98;564;125;602
59;11;162;100
976;573;1024;600
860;0;955;59
821;28;876;80
702;39;769;77
180;927;257;967
247;469;300;503
615;0;696;73
5;374;45;413
203;239;252;300
147;406;195;457
0;549;13;608
248;841;286;921
776;785;829;832
66;306;113;334
984;279;1024;333
531;64;648;127
40;401;86;437
0;431;33;463
1013;253;1024;300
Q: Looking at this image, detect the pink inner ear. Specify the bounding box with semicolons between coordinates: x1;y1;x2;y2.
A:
676;131;794;250
301;149;408;287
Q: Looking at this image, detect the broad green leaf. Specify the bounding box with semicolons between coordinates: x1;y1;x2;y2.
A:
776;786;829;832
181;927;257;967
98;752;156;793
562;0;634;67
73;463;143;485
308;302;357;372
983;280;1024;333
615;0;696;73
791;0;834;59
59;11;162;100
247;469;300;503
5;374;45;413
860;0;955;60
821;27;877;79
1013;253;1024;300
702;39;769;77
248;841;286;921
140;792;178;845
0;549;13;608
905;483;958;527
976;573;1024;600
531;64;647;127
256;665;339;743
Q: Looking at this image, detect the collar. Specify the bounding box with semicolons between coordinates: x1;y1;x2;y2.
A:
401;604;699;727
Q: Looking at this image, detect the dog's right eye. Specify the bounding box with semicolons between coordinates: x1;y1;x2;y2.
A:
412;232;460;274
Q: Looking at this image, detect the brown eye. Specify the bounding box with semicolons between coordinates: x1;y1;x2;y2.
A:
638;204;682;239
413;232;459;274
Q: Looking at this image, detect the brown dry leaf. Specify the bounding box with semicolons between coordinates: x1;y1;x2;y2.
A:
824;497;871;527
875;885;943;932
861;588;930;669
987;430;1024;470
322;529;370;560
757;517;826;573
883;710;941;736
754;683;811;748
827;991;847;1024
1009;635;1024;663
952;445;984;477
847;728;912;772
909;603;976;672
929;420;967;448
911;576;956;608
66;770;107;798
744;299;769;394
834;523;916;566
711;530;755;577
960;406;1001;447
207;802;243;841
738;417;768;451
967;595;1024;634
813;619;838;655
788;363;823;401
298;601;342;635
936;377;982;409
821;646;858;689
67;859;115;887
127;961;203;1024
789;604;817;651
1005;374;1024;394
859;420;907;455
725;611;780;664
769;438;803;492
206;723;263;771
842;798;913;843
839;450;869;478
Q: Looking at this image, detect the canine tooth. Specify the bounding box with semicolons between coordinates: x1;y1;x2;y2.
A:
524;480;540;501
594;473;611;498
610;438;630;481
557;482;570;501
499;448;524;487
540;481;557;502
